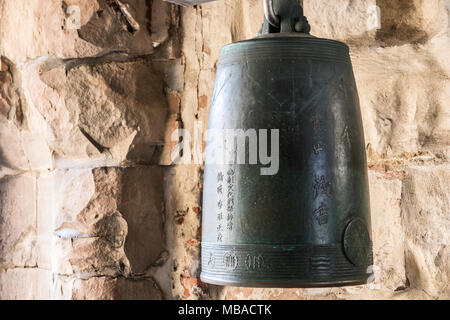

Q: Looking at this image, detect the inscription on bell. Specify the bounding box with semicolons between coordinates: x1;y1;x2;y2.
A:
225;168;236;231
216;171;225;242
313;175;332;199
313;142;325;155
223;251;238;271
314;202;329;225
207;252;215;268
245;254;270;272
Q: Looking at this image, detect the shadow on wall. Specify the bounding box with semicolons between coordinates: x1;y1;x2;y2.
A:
375;0;429;47
73;0;139;48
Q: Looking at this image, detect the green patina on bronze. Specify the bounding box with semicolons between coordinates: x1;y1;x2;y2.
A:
201;0;373;288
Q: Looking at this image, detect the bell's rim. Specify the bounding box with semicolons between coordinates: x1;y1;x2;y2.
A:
200;275;370;289
223;33;349;50
218;33;351;66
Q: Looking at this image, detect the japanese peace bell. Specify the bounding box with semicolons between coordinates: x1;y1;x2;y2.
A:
201;0;373;288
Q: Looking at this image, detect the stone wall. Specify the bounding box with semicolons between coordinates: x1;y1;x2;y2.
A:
0;0;449;300
0;0;181;299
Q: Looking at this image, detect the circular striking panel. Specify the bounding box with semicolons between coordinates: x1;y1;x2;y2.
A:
343;219;371;267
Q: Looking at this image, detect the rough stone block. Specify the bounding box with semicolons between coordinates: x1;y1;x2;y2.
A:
0;0;174;63
0;174;37;268
0;58;53;171
368;171;407;291
70;276;163;300
20;57;169;166
304;0;378;43
0;120;53;171
36;172;57;270
52;167;166;276
164;166;203;299
352;43;450;160
402;164;450;298
117;167;166;274
0;268;53;300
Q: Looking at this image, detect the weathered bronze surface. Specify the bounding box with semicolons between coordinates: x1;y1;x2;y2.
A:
201;0;373;288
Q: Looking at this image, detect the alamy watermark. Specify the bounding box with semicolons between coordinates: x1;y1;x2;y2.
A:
367;265;382;289
171;121;280;176
65;5;81;30
367;5;382;31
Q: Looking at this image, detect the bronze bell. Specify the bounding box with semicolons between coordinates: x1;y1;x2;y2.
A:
201;0;373;288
